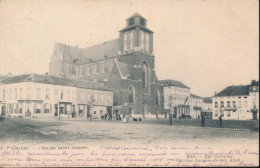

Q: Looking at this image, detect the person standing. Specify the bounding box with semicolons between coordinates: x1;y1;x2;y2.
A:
219;115;223;128
201;114;205;127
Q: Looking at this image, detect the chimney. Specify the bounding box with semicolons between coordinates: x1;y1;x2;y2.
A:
214;91;217;95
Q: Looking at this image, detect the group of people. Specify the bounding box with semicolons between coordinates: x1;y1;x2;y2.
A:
201;114;223;128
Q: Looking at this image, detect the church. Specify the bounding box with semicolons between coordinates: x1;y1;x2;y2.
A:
49;13;164;119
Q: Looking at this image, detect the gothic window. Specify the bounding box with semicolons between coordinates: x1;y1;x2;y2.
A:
130;31;135;51
124;33;129;53
145;33;149;52
96;63;100;74
141;63;148;88
140;31;144;51
82;66;85;76
71;66;76;76
104;61;109;72
128;87;135;103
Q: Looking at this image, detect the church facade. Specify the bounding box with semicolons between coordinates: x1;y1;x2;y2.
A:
49;13;164;118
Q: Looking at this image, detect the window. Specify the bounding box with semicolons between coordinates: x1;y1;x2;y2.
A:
221;101;224;107
37;88;41;99
14;88;17;99
227;101;230;107
94;94;98;103
215;110;218;117
9;89;12;99
96;63;100;74
71;66;76;75
100;95;104;103
227;111;230;117
238;101;242;107
36;103;41;114
2;89;5;100
104;61;109;72
108;95;112;104
45;104;50;113
243;101;248;107
100;110;103;115
128;87;134;103
82;66;85;76
232;101;236;107
26;88;31;99
140;31;144;51
72;91;76;101
129;17;135;25
67;91;70;101
253;86;256;91
54;90;58;99
89;66;92;75
80;93;84;101
141;63;148;88
215;102;218;108
124;33;129;53
19;88;22;99
253;102;256;109
46;89;50;99
145;33;149;52
94;111;97;114
60;90;64;100
130;31;135;50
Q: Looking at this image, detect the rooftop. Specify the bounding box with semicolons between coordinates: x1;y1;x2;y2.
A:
190;93;202;99
0;73;113;91
203;97;212;103
159;79;190;89
214;85;250;97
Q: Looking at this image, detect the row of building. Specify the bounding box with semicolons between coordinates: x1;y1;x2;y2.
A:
0;13;258;120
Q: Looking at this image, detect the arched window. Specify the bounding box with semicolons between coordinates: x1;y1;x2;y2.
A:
124;33;129;53
71;66;76;76
141;63;148;88
81;66;85;76
128;87;135;103
145;33;149;52
140;31;144;51
130;31;135;51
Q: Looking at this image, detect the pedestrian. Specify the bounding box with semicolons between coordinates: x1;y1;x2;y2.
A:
201;114;205;127
219;115;222;128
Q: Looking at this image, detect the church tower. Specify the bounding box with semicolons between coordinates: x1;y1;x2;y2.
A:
119;13;153;55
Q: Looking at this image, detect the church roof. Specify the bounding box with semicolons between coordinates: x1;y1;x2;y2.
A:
1;73;112;91
51;39;120;65
159;79;190;89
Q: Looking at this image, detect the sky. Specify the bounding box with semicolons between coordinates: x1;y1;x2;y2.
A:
0;0;259;97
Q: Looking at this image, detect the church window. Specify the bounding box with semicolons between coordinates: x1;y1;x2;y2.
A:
124;33;129;53
141;63;148;88
128;87;135;103
71;66;76;76
140;31;144;51
82;66;85;76
145;33;149;52
96;63;100;74
104;61;109;72
130;31;135;51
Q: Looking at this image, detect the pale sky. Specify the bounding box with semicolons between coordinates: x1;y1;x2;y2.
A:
0;0;259;97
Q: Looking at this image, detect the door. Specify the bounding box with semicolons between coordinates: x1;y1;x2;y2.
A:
1;106;6;116
253;111;257;120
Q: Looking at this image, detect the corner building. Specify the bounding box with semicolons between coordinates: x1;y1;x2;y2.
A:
49;13;163;118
